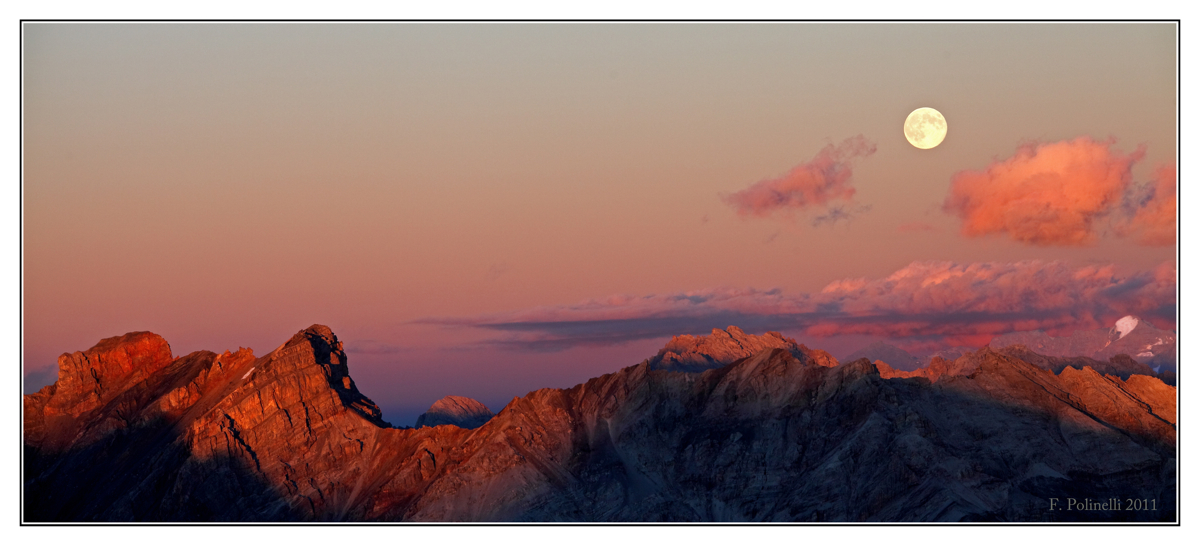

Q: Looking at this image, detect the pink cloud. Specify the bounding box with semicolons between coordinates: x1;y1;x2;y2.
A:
943;137;1145;246
722;135;876;217
422;260;1175;351
805;260;1175;345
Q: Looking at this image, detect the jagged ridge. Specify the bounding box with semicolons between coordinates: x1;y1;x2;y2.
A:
24;325;1176;522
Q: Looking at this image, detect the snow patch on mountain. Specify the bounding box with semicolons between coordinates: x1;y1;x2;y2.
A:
1115;316;1140;340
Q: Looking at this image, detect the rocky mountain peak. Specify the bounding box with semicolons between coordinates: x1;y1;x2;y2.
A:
416;395;494;429
648;325;835;372
276;324;340;356
273;324;385;426
43;331;174;422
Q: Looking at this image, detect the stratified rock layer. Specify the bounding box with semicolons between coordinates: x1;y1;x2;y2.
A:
416;396;494;429
25;326;1176;522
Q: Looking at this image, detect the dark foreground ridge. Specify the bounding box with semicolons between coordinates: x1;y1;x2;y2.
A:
24;325;1176;522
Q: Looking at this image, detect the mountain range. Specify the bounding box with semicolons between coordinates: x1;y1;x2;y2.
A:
839;316;1176;380
24;324;1176;522
989;316;1176;372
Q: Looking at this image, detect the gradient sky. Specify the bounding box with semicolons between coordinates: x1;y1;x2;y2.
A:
23;23;1177;425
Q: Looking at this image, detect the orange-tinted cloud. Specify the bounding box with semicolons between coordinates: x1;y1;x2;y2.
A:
722;135;876;217
1119;164;1176;246
943;137;1145;246
422;260;1175;351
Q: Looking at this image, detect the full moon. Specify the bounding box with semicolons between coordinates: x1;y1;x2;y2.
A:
903;107;947;149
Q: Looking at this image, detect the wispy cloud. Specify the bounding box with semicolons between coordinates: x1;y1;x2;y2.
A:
1118;163;1176;247
417;260;1175;352
722;135;876;218
812;204;872;227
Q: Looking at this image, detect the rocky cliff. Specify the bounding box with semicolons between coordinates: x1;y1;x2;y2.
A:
24;325;1176;522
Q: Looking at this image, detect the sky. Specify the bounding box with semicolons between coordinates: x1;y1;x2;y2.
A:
22;22;1178;426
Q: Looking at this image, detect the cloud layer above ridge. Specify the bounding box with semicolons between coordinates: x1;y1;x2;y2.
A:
419;260;1176;353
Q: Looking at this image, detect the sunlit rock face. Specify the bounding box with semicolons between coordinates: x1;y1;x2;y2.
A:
25;326;1175;522
416;396;494;429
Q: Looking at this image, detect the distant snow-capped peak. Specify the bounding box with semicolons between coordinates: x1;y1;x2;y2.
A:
1114;316;1140;340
